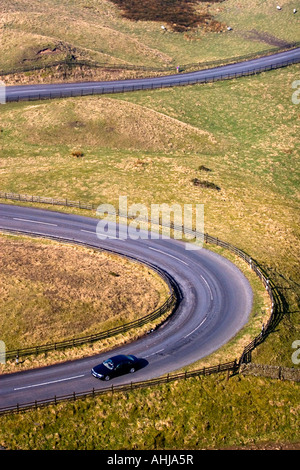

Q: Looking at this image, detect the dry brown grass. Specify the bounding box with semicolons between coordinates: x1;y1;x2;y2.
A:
0;65;166;86
0;233;169;351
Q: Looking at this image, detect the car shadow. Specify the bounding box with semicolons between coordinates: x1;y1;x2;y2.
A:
115;356;149;380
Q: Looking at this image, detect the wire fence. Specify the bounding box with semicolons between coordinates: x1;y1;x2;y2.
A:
1;41;299;77
0;192;285;414
4;56;300;103
0;191;97;211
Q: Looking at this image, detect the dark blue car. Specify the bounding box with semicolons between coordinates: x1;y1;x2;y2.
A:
91;354;139;381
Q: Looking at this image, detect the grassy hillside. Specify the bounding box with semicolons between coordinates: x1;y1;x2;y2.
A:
0;233;169;351
0;0;299;82
1;64;299;367
0;374;299;450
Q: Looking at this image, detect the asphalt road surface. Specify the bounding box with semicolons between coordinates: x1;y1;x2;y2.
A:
5;47;300;102
0;204;253;409
1;48;291;409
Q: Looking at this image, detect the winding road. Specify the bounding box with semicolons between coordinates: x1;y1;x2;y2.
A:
5;47;300;102
1;47;298;411
0;204;252;409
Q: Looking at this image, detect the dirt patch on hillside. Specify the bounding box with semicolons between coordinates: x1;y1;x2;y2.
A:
0;64;168;86
239;30;293;48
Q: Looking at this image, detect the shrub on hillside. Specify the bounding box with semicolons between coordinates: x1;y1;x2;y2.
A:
191;178;220;191
110;0;223;32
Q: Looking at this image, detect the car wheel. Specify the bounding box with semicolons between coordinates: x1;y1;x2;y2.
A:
129;367;135;373
104;375;110;381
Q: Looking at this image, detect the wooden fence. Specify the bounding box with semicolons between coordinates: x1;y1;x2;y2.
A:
0;189;282;366
0;191;286;414
0;360;238;415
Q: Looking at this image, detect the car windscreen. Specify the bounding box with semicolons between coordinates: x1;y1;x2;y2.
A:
103;359;114;370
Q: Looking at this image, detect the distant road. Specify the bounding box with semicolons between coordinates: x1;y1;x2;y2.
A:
0;204;252;410
5;47;300;102
0;47;297;410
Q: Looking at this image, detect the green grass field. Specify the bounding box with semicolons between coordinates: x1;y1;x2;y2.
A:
0;374;299;450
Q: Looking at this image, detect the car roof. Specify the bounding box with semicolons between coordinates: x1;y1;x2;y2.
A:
107;354;132;363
